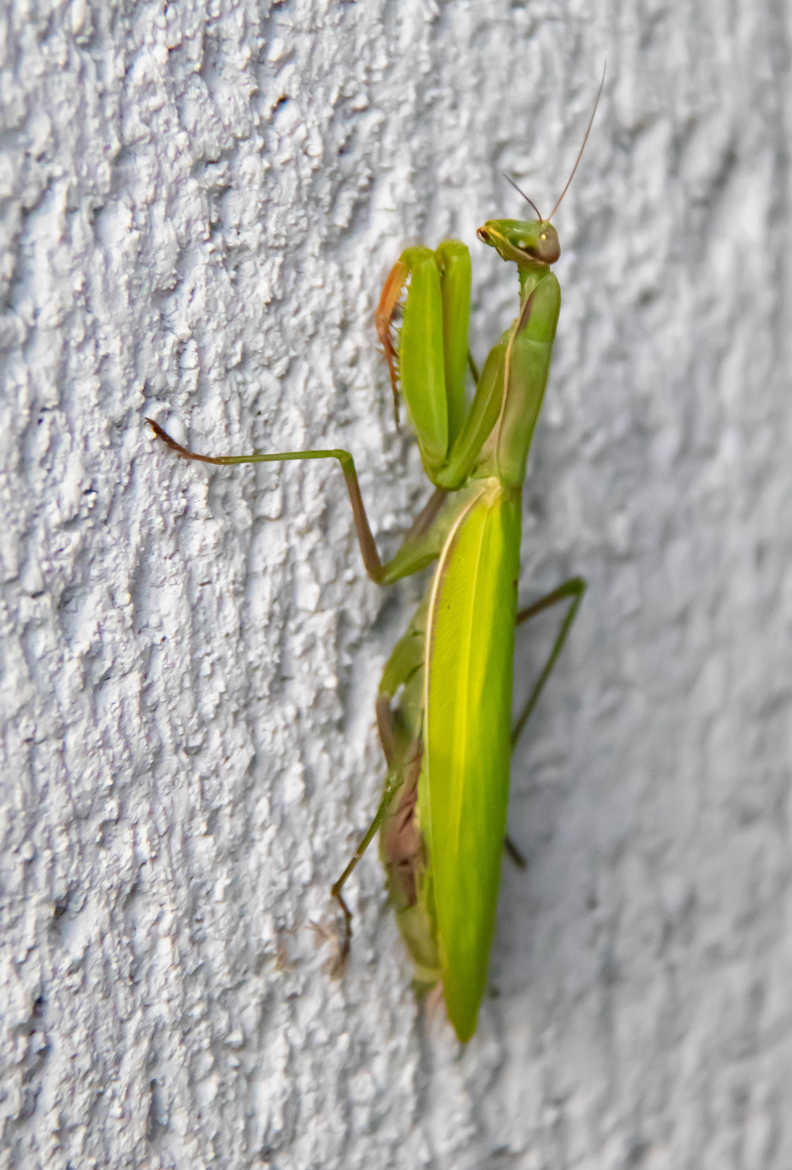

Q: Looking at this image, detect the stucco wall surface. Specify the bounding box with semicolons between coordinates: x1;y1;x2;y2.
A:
1;1;791;1168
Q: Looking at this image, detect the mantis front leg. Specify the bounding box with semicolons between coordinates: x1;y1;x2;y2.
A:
147;237;480;580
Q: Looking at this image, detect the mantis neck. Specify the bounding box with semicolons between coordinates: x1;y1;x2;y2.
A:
517;259;548;304
478;257;561;490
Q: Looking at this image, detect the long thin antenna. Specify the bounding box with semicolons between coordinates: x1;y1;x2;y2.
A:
546;63;606;223
502;173;543;221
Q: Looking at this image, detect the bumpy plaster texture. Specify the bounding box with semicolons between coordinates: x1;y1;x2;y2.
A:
1;2;791;1168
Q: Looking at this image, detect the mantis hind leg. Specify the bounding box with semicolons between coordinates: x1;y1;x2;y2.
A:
512;575;586;745
504;574;586;867
328;761;409;972
328;615;426;968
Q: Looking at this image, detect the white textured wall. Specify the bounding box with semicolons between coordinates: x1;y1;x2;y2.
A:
2;2;791;1167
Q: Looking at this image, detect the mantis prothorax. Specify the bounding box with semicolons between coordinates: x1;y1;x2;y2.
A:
148;78;601;1043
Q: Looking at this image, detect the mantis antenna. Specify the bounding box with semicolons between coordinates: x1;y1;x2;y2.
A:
504;64;606;224
546;64;606;221
503;173;543;220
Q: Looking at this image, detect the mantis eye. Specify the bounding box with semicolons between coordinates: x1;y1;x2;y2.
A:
476;228;491;244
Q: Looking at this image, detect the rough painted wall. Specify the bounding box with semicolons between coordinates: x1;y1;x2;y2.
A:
2;1;791;1167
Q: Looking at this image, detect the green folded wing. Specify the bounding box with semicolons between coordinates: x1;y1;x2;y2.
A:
422;480;521;1041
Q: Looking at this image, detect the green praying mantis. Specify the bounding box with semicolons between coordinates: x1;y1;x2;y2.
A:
148;82;601;1043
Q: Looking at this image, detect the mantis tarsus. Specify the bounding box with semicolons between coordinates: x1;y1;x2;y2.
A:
148;81;601;1043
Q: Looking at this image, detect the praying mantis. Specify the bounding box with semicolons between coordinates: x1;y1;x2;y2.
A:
148;81;601;1043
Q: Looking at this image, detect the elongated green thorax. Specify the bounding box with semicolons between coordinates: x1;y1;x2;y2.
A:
473;218;561;489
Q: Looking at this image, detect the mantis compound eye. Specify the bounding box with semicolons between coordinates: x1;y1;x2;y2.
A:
534;225;560;263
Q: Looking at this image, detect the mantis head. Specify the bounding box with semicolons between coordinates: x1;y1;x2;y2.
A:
476;218;560;266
